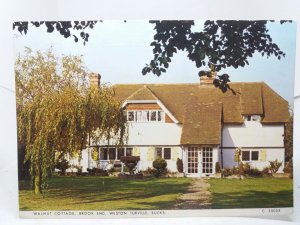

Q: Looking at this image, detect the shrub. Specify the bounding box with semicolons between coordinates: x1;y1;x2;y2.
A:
73;165;82;176
176;158;183;173
120;156;140;175
232;166;240;175
269;159;282;174
283;161;293;174
87;167;108;176
243;163;251;175
152;157;167;178
249;168;262;177
142;167;155;177
221;168;233;177
215;162;221;173
238;162;245;175
262;167;270;176
55;158;70;176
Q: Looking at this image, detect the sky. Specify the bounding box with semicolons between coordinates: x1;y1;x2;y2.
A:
13;20;297;105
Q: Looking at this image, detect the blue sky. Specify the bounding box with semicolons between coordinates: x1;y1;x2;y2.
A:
13;20;297;105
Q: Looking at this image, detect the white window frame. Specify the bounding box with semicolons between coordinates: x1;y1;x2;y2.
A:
155;147;172;160
99;147;133;161
241;150;259;162
127;110;165;123
243;115;261;122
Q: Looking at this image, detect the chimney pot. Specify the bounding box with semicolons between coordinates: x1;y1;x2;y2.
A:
89;73;101;88
200;71;216;85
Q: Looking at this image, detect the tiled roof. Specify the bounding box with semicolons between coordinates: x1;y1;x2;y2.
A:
113;82;289;144
180;103;222;145
127;85;158;101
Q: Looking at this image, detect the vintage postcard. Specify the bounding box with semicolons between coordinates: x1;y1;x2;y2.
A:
13;20;295;218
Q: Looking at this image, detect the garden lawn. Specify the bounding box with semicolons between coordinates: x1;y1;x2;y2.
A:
19;176;192;211
208;177;293;209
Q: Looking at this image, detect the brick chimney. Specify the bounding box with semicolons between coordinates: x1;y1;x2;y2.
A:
200;71;216;85
89;73;101;89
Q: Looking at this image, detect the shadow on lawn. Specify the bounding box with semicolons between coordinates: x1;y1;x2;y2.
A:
211;190;293;209
19;176;191;210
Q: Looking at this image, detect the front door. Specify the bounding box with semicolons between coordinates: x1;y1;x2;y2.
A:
187;147;201;177
187;147;213;177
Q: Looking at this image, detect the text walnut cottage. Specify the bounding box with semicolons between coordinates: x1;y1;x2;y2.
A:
68;72;289;178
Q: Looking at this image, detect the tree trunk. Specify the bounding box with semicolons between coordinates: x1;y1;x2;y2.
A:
34;167;42;194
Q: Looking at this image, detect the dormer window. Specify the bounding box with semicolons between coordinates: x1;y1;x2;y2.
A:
127;110;165;122
243;115;261;122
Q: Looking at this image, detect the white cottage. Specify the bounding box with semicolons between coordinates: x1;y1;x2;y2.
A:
77;73;289;177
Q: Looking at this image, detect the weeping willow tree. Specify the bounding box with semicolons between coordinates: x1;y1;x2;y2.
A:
16;48;126;194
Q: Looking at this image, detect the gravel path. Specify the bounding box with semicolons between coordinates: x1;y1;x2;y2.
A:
174;178;212;209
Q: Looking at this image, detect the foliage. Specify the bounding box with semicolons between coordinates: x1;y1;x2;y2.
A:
91;147;99;161
13;21;98;45
215;162;221;173
16;48;127;193
142;20;289;92
142;167;156;177
176;158;183;173
221;168;233;177
242;163;251;175
284;114;293;162
262;167;271;176
234;148;241;162
249;168;262;177
268;160;282;174
54;158;70;176
120;156;140;175
72;165;83;176
222;164;262;177
152;157;168;178
13;20;290;93
87;167;109;176
238;162;245;176
283;160;293;177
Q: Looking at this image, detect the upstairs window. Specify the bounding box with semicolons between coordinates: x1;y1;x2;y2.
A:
243;115;261;122
127;110;164;122
128;111;134;121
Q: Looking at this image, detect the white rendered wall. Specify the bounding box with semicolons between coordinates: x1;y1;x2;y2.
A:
222;121;284;147
222;148;285;172
79;146;183;172
91;122;182;146
127;122;182;145
136;146;183;172
221;121;285;172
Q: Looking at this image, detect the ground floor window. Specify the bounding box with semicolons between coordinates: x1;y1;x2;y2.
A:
99;147;133;161
155;147;171;160
241;150;259;162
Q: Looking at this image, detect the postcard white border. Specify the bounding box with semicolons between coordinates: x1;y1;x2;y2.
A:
1;0;300;225
19;208;293;219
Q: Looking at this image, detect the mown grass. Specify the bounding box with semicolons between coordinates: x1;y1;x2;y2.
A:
19;176;293;210
208;177;293;209
19;176;192;211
